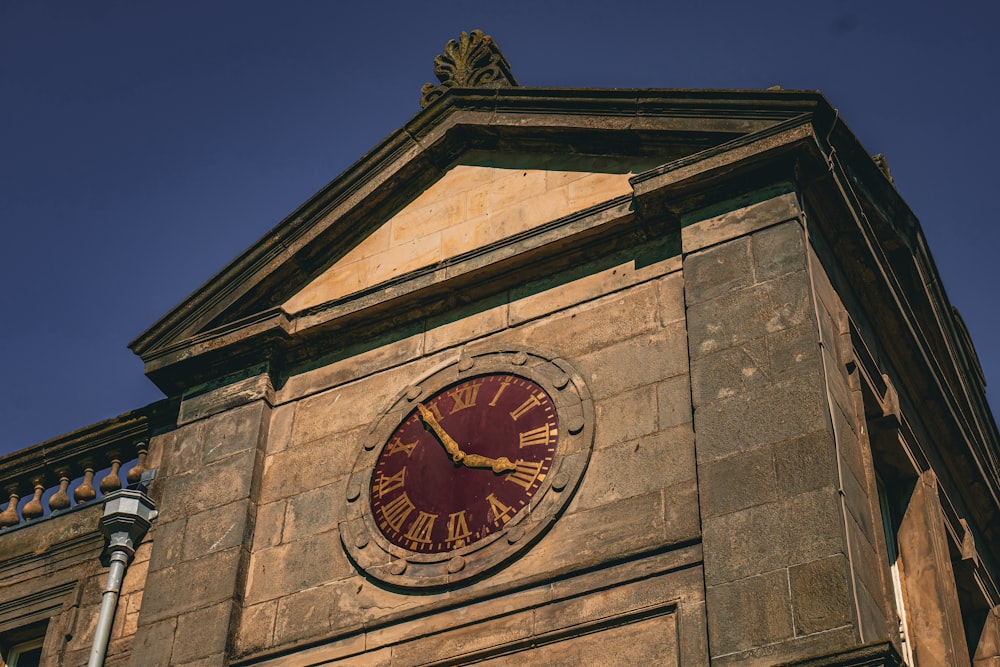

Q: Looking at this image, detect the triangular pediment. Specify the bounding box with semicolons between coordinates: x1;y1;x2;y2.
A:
283;155;654;315
130;88;829;392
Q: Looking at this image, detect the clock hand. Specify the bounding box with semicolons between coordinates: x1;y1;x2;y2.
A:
415;405;517;473
416;404;466;463
460;454;517;473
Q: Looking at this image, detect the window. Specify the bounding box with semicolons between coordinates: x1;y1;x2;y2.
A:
2;637;42;667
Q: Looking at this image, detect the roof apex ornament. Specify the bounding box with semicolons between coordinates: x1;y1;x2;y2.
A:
420;30;518;108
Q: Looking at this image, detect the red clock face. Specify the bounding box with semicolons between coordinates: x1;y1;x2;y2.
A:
370;373;558;554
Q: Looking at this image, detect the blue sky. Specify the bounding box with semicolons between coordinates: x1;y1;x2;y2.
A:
1;1;997;455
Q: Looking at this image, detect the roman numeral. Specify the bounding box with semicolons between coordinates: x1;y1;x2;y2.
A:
379;492;415;533
385;437;418;457
446;510;471;547
485;493;514;526
509;393;543;421
488;378;513;406
448;383;481;413
403;511;438;545
375;467;407;498
506;460;545;490
518;424;555;448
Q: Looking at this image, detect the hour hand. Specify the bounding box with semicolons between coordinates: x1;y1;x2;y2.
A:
460;454;517;473
417;404;465;463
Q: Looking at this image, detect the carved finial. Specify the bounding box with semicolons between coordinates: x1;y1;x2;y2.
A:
420;30;518;108
872;153;894;184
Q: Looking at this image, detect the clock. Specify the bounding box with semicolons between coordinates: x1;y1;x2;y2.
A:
341;346;594;588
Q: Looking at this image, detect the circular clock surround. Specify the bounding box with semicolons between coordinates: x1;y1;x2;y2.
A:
341;346;594;588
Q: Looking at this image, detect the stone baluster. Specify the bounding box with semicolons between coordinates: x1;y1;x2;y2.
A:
49;467;73;512
0;486;20;528
99;455;123;496
75;460;97;504
21;477;45;521
126;444;148;487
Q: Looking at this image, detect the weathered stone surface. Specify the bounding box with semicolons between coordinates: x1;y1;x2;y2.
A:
171;602;231;664
244;530;347;604
752;219;806;281
281;480;347;543
258;428;361;505
233;600;277;657
575;323;688;400
707;568;794;655
157;449;256;524
138;547;242;624
686;270;814;360
128;617;176;667
251;499;286;551
178;374;272;426
702;488;844;586
573;429;695;513
684;236;754;305
789;554;853;635
699;446;778;518
272;578;366;647
681;192;801;254
657;373;694;429
181;499;249;561
200;401;269;464
592;384;660;448
693;371;829;464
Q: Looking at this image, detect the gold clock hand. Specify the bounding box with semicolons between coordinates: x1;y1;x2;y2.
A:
460;454;517;473
417;404;465;463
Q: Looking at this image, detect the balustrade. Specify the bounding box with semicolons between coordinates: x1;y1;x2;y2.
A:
0;406;163;533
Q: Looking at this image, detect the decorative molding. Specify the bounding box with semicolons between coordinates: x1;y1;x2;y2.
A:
420;30;517;108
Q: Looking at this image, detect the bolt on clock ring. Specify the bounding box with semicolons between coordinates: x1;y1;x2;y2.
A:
341;346;595;588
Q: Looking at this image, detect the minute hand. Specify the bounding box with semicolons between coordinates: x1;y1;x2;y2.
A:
416;404;465;463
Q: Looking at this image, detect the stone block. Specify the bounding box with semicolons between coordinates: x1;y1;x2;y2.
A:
163;421;206;478
520;490;667;575
789;554;853;635
699;446;778;518
566;171;632;209
684;236;754;305
592;384;659;449
392;608;535;667
172;602;232;664
173;655;227;667
181;499;249;562
752;219;806;281
424;299;509;353
244;530;347;604
147;518;186;573
252;500;286;550
657;374;694;430
233;601;276;657
702;488;844;586
766;323;821;383
576;323;688;401
772;431;838;498
156;449;255;524
706;568;793;655
690;338;769;408
277;331;426;403
509;257;673;327
693;371;829;464
179;375;272;426
681;192;801;254
139;547;241;624
510;283;662;359
258;429;359;505
200;401;268;465
264;403;296;456
573;427;695;512
656;270;686;325
272;579;366;647
686;269;814;360
290;362;433;446
128;617;176;667
367;231;442;285
281;480;347;543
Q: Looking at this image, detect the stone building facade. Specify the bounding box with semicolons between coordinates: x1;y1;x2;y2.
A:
2;32;999;667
